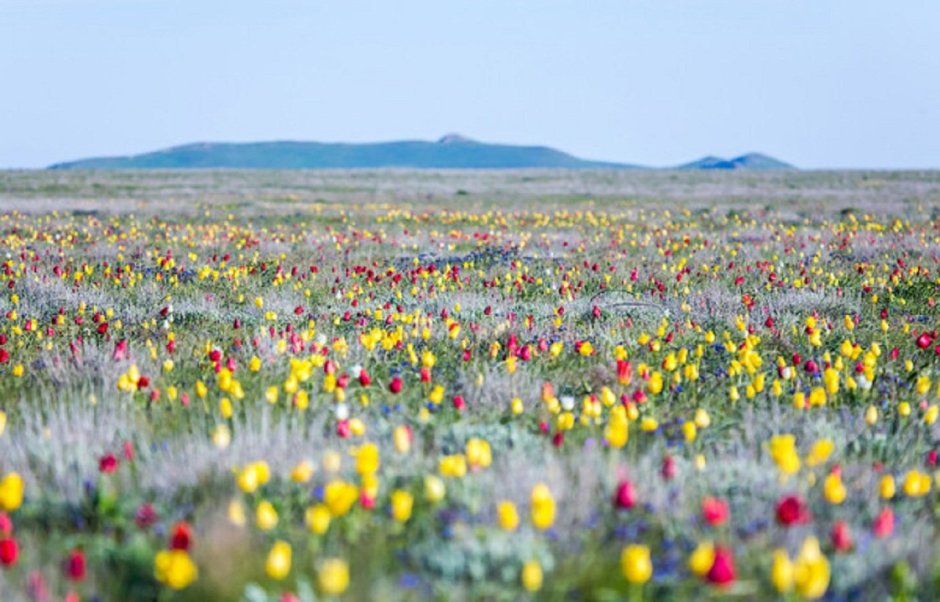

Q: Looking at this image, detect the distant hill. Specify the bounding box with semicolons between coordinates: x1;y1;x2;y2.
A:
49;135;637;170
679;153;793;170
48;136;794;170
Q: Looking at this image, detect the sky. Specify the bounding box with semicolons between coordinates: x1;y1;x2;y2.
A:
2;0;938;169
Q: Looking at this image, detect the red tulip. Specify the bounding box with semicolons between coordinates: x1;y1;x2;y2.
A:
452;395;465;411
135;503;158;529
775;495;811;526
831;520;853;552
112;339;128;361
0;537;18;566
616;360;632;385
169;522;193;551
389;376;403;394
702;496;729;526
358;368;371;387
661;455;676;480
123;441;135;462
873;507;894;538
614;480;636;510
706;546;735;586
99;453;119;474
65;549;86;581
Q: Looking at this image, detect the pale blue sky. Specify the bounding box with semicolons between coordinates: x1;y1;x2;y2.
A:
2;1;938;169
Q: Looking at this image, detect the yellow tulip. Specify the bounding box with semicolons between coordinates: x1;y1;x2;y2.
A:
770;549;793;593
793;537;830;599
318;558;350;595
823;473;846;504
290;460;315;483
530;483;556;530
265;540;292;580
902;470;931;497
688;541;715;576
880;474;896;499
305;504;331;534
0;472;24;512
324;480;359;517
154;549;198;590
497;500;520;531
521;560;543;592
391;489;414;522
255;500;279;531
621;544;652;584
424;475;446;503
355;443;380;476
768;434;801;475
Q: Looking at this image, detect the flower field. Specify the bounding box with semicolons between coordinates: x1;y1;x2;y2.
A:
1;170;940;600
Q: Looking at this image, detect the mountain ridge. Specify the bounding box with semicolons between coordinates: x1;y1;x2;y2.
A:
679;152;793;170
48;136;793;170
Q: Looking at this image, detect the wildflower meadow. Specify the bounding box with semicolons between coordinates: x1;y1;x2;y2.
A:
1;169;940;601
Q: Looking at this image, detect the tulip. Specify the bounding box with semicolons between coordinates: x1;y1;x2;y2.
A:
0;473;24;513
793;537;830;599
521;559;543;592
154;549;198;590
768;435;800;475
620;544;652;584
318;558;350;595
770;549;793;593
290;460;315;483
823;472;846;504
424;475;446;503
169;522;193;551
135;503;158;529
688;541;715;576
324;480;359;517
873;507;895;538
776;495;811;526
256;501;279;531
530;483;556;530
497;501;520;531
706;546;735;586
880;474;896;499
305;504;331;535
661;455;676;480
701;496;729;526
0;537;18;567
355;443;380;476
830;520;853;552
614;479;636;510
390;489;413;523
265;540;292;580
